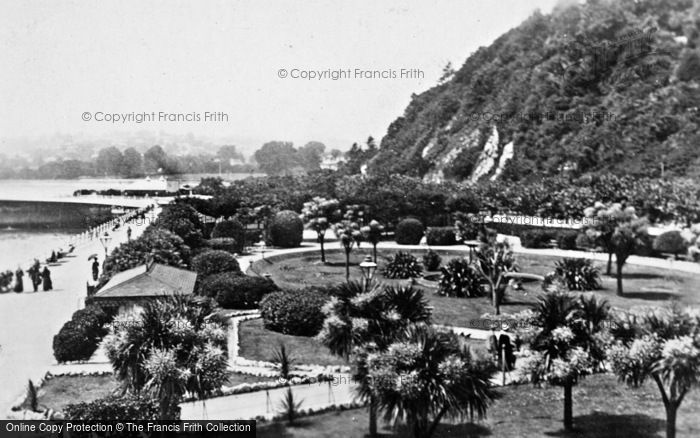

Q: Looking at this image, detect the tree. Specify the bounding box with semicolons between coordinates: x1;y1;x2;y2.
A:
361;220;384;262
103;296;228;419
364;325;497;438
144;145;168;174
517;284;609;431
333;221;362;280
297;141;326;172
610;216;648;296
301;197;340;263
473;237;517;315
608;306;700;438
318;281;432;437
121;147;144;178
253;141;299;176
95;146;124;176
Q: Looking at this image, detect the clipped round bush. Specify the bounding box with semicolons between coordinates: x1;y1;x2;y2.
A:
269;210;304;248
438;258;483;298
395;218;424;245
653;230;688;258
260;288;329;336
425;227;457;246
554;258;601;291
422;249;442;271
191;250;240;277
53;306;111;363
208;237;240;253
211;219;245;252
383;251;423;279
199;273;279;309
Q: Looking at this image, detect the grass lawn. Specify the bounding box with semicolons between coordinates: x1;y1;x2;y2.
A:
35;372;273;412
251;249;700;327
258;374;700;438
37;375;119;412
238;318;347;367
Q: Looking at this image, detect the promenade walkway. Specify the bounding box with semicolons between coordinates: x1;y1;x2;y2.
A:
0;207;159;416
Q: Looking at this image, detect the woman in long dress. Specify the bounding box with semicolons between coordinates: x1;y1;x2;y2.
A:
13;268;24;292
42;266;53;291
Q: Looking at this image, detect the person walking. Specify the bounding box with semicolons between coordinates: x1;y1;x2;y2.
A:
42;266;53;291
487;328;500;365
126;226;132;241
27;260;41;292
92;259;100;281
13;268;24;293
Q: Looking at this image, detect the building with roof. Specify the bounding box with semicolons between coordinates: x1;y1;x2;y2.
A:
91;261;197;314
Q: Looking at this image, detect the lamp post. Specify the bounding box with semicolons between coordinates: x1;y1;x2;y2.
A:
99;232;112;257
359;255;377;291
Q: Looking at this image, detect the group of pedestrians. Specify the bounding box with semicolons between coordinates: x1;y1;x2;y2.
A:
1;260;53;293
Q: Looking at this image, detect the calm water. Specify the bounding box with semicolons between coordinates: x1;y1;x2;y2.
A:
0;175;253;271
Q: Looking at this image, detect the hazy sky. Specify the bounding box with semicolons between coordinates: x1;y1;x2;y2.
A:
0;0;559;153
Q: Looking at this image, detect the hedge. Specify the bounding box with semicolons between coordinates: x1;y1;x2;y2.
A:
199;273;279;309
53;306;112;363
269;210;304;248
260;288;329;336
64;394;161;421
208;237;241;254
211;219;245;252
425;227;458;246
395;218;424;245
191;250;240;277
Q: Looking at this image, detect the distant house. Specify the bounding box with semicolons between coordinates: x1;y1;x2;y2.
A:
91;262;197;314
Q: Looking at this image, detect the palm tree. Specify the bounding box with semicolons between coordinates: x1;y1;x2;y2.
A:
318;281;432;437
104;295;229;419
473;239;517;315
361;220;385;262
608;306;700;438
364;325;497;438
522;286;609;431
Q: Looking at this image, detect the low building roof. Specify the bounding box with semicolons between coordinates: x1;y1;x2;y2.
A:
93;262;197;300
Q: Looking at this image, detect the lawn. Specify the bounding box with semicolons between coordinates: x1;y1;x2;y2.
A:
250;248;700;327
37;374;119;412
34;372;273;412
238;318;348;367
258;373;700;438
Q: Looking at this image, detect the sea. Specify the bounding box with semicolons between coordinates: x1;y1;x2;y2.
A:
0;174;253;271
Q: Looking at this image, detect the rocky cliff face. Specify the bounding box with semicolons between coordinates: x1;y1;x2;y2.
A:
368;0;700;182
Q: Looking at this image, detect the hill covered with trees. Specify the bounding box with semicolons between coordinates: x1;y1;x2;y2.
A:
369;0;700;182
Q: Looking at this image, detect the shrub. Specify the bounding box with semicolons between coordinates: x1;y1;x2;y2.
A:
422;250;442;271
64;394;160;421
519;229;557;248
575;232;596;250
269;210;304;248
53;306;111;363
191;250;240;277
557;231;579;250
653;230;688;258
554;258;601;291
425;227;457;246
395;218;424;245
383;251;423;279
208;237;240;253
260;288;329;336
199;273;279;309
438;258;483;298
211;219;245;252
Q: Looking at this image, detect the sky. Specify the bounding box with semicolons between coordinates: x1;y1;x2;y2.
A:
0;0;560;155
